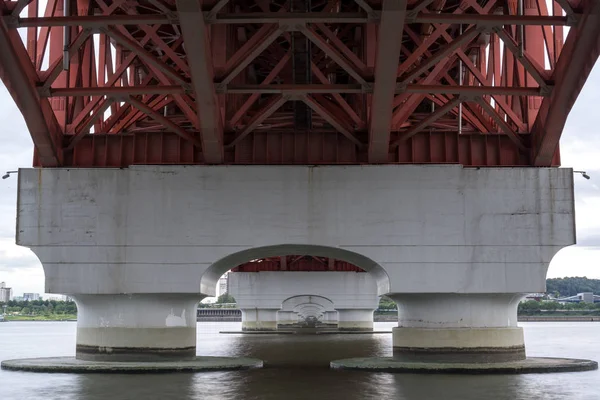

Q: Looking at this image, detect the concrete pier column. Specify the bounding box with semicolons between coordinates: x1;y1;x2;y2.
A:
73;294;201;361
240;308;279;331
277;311;297;327
389;294;525;363
336;309;374;331
323;311;338;326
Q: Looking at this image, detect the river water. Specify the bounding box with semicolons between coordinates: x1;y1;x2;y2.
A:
0;321;598;400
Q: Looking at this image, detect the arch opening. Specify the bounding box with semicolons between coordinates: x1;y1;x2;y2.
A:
200;244;390;297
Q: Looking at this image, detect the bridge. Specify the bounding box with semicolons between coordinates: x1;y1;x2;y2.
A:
1;0;598;369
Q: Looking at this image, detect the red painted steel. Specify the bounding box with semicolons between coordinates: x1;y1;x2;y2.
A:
232;256;365;272
0;0;597;167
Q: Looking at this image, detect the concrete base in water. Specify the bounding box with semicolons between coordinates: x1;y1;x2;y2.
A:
1;356;263;373
220;330;390;335
330;357;598;374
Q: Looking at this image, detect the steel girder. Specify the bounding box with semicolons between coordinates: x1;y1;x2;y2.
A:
232;256;364;272
0;0;596;167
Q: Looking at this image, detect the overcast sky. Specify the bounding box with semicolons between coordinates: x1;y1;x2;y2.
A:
1;67;599;296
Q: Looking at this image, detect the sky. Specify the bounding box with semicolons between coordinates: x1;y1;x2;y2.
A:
1;63;599;298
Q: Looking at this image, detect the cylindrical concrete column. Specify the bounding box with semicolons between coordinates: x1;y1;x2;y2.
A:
389;293;525;363
336;309;374;331
73;294;201;361
240;308;279;331
277;311;296;327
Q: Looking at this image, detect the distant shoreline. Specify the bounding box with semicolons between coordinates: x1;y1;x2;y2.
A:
518;316;600;322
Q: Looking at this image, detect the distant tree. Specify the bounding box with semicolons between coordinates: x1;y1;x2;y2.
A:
378;296;397;310
518;300;541;314
216;293;236;304
546;277;600;297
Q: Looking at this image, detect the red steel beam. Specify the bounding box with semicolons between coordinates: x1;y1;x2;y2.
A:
227;95;290;147
0;19;61;166
391;97;461;146
176;0;224;163
368;0;407;163
300;95;363;147
532;0;600;166
45;86;188;97
13;13;570;28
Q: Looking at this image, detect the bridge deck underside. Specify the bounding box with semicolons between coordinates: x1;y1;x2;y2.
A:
233;256;364;272
1;0;599;167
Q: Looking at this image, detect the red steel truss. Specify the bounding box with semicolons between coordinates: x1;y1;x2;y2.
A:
1;0;599;167
232;256;364;272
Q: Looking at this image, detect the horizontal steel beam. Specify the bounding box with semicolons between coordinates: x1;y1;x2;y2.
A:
41;84;546;97
8;13;574;28
412;14;572;26
42;86;189;96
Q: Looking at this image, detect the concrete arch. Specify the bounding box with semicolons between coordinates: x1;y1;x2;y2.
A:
200;244;390;297
294;303;326;314
281;295;335;312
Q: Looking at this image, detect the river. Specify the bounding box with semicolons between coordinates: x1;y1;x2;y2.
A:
0;321;598;399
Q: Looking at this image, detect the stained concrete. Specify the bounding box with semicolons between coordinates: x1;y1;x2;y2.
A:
330;357;598;374
220;330;390;335
1;356;263;373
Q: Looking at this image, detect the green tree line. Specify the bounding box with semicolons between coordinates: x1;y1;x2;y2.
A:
546;277;600;297
519;300;600;315
0;300;77;316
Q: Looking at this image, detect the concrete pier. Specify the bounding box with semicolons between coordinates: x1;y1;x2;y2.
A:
229;272;379;331
277;311;298;327
240;308;279;331
336;309;375;331
390;294;524;362
74;294;200;361
13;165;579;369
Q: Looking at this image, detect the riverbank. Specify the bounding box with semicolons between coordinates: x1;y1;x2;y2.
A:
518;316;600;322
3;315;77;322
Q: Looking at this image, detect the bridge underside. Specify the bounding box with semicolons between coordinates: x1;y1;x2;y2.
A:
1;0;599;167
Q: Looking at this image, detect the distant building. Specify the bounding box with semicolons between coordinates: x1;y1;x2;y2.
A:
217;273;229;297
45;295;67;301
23;293;41;301
0;282;13;302
556;292;600;304
524;293;546;302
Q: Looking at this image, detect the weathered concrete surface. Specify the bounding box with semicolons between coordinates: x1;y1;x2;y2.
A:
1;356;263;373
15;165;576;364
230;272;378;330
16;166;575;297
230;272;379;310
390;293;526;362
73;294;201;361
337;309;375;331
330;357;598;374
240;308;278;331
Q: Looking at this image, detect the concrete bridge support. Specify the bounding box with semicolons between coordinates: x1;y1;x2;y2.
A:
390;294;524;362
336;309;374;331
323;311;338;326
74;294;200;361
229;272;379;331
277;311;298;327
15;166;574;363
239;308;279;331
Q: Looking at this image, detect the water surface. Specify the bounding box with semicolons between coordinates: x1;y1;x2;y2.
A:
0;321;598;400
